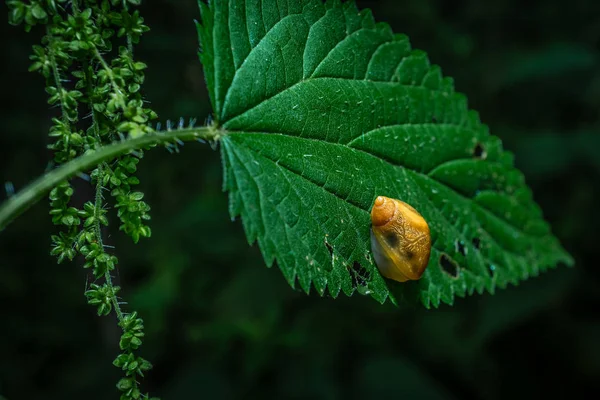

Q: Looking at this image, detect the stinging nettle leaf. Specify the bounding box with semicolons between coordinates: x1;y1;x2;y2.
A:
196;0;573;308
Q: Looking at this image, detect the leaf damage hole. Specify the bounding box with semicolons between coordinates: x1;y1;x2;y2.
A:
325;240;334;256
349;261;370;288
472;237;481;250
455;240;467;257
487;263;496;277
440;253;459;278
472;143;486;159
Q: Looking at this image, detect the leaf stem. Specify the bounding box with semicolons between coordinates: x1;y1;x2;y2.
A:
0;126;221;232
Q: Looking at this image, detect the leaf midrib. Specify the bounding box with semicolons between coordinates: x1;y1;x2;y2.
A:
223;76;459;127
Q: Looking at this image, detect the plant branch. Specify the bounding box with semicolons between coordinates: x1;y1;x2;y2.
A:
92;163;124;322
83;58;125;321
93;46;125;99
0;126;221;232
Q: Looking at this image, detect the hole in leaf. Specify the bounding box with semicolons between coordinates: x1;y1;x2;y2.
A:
440;254;459;278
349;262;370;288
472;237;481;249
325;240;334;256
456;240;467;256
487;263;496;277
473;143;486;159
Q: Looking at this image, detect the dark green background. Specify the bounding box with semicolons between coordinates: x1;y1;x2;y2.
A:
1;0;599;398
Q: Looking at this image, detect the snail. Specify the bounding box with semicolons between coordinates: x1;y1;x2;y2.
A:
370;196;431;282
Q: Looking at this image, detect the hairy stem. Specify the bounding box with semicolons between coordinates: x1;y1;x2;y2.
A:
92;163;124;321
83;58;124;321
0;126;221;232
93;46;125;100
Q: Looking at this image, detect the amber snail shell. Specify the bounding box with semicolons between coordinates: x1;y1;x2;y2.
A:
370;196;431;282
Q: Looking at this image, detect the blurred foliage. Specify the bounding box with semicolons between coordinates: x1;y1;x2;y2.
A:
0;0;599;399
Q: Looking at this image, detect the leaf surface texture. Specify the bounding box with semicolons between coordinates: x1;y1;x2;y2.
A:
197;0;573;307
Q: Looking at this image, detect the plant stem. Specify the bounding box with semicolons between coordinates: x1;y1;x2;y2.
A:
47;26;71;125
122;0;134;54
0;126;221;232
83;58;125;321
92;163;124;321
93;46;125;100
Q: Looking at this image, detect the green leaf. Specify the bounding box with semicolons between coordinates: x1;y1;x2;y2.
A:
30;4;48;20
196;0;573;307
116;377;134;391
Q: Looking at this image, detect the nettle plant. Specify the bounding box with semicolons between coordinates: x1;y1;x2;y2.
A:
2;0;573;398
